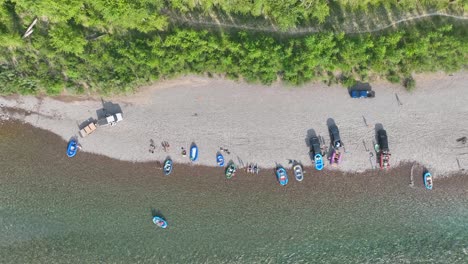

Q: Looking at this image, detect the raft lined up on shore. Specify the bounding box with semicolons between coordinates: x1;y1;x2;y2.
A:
68;118;434;189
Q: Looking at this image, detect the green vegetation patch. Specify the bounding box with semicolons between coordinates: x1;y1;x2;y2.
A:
0;0;467;95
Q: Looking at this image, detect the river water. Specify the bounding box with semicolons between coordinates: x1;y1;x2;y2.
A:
1;121;467;263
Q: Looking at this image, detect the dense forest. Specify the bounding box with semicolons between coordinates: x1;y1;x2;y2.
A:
0;0;467;95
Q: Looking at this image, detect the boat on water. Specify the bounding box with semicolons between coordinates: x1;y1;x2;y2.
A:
67;139;78;158
424;171;433;190
276;166;288;186
225;162;236;179
152;216;168;229
163;158;173;176
293;163;304;182
216;152;225;167
190;143;198;162
314;153;324;171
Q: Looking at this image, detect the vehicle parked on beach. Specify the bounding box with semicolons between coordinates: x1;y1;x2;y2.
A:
329;124;343;149
293;163;304;182
163;158;173;176
67;139;78;158
377;129;391;169
329;124;344;165
79;122;97;138
349;90;375;98
152;216;168;229
225;162;236;179
424;171;433;190
276;166;288;186
97;113;123;127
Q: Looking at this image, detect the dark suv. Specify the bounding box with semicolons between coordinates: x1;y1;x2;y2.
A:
309;136;321;156
329;124;343;149
377;129;389;152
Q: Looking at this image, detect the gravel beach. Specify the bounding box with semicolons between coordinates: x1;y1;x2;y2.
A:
1;72;467;176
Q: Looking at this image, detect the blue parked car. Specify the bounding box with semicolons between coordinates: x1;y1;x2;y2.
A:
350;90;375;98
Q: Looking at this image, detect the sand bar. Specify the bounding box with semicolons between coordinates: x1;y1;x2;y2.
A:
1;72;467;176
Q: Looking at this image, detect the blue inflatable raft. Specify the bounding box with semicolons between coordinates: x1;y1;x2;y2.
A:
216;152;225;167
67;139;78;158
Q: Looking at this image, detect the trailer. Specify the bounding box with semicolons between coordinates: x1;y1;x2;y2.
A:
79;122;97;138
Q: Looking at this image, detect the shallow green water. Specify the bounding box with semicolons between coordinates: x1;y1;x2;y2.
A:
1;122;468;263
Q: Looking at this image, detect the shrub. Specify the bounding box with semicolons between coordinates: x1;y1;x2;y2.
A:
386;71;401;84
404;76;416;91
